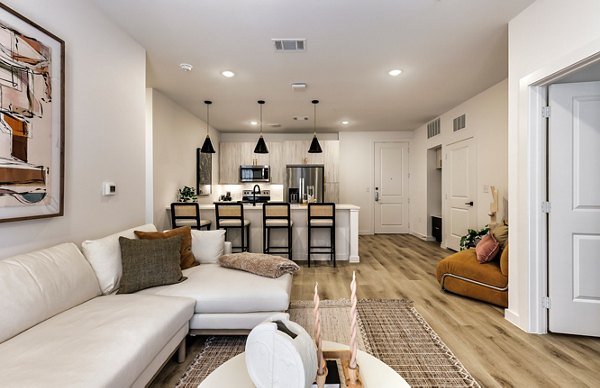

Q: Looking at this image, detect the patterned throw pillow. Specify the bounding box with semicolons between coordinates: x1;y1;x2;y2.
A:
134;226;198;270
118;235;186;294
475;233;499;264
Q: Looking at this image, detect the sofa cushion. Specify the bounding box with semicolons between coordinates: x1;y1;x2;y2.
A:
191;229;226;264
138;263;292;314
475;233;499;263
436;248;507;288
134;226;198;270
118;236;186;294
0;294;194;387
81;224;157;295
0;243;101;343
492;223;508;251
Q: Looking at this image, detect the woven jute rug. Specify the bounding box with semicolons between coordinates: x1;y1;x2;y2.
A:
176;299;480;387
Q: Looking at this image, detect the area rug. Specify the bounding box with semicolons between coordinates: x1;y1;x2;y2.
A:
176;299;480;387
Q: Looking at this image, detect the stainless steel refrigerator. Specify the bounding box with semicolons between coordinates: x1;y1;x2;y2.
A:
285;164;325;203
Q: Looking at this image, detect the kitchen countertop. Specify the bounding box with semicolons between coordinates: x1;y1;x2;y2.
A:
191;203;360;210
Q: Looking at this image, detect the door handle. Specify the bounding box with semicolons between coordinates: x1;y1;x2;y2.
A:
465;201;474;206
375;187;380;202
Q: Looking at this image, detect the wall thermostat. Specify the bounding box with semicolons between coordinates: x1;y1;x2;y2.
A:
102;182;117;196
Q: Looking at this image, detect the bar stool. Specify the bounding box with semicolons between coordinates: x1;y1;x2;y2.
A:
215;202;250;252
170;202;211;230
307;203;336;267
262;202;293;260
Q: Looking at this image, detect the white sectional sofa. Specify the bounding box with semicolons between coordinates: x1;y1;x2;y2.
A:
0;224;293;387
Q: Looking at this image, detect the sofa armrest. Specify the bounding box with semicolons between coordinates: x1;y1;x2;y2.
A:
500;244;509;276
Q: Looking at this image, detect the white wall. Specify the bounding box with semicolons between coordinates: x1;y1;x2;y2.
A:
339;131;413;235
0;0;146;259
508;0;600;332
409;80;508;243
150;89;220;230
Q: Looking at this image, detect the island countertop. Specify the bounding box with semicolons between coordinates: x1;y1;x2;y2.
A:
166;203;360;263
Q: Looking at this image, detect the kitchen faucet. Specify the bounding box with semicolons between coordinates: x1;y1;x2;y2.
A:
252;184;261;206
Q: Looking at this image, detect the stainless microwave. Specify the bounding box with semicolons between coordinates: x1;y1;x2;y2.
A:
240;165;270;182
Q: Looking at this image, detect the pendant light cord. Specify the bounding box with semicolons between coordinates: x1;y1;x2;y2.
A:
313;103;317;136
260;104;263;135
206;104;209;136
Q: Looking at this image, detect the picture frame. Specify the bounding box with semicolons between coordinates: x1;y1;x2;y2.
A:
196;148;212;196
0;4;65;223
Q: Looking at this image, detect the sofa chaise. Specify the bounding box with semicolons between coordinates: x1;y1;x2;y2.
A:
0;224;293;387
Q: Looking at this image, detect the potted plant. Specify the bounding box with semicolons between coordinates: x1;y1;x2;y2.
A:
459;225;490;250
177;186;197;203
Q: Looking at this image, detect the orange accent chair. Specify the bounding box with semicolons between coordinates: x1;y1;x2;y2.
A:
436;245;508;308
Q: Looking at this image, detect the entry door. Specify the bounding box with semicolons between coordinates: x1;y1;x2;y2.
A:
445;138;477;251
374;142;409;233
548;81;600;337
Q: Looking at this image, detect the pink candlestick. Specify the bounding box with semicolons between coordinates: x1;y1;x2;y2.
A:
314;282;324;375
349;271;358;369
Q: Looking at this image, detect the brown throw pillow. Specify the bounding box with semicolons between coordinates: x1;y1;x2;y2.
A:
219;252;300;278
135;226;198;270
118;235;186;294
492;223;508;251
476;233;499;263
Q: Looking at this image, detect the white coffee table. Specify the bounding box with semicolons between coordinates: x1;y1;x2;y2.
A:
199;340;409;387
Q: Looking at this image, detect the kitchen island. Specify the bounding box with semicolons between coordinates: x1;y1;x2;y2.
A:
168;203;360;263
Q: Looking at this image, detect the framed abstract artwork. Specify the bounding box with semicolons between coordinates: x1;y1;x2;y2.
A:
196;148;212;196
0;4;65;222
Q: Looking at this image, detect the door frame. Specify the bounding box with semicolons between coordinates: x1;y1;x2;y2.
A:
520;51;600;334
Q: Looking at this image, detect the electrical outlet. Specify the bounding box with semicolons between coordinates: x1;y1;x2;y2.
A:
483;185;489;193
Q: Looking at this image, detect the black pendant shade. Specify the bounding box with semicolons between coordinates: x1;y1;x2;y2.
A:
308;135;322;153
254;100;269;154
308;99;323;153
254;135;269;154
201;135;216;153
200;100;216;154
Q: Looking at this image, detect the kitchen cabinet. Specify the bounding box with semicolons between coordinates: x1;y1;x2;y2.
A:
219;142;242;184
268;142;285;184
219;139;339;186
219;142;270;183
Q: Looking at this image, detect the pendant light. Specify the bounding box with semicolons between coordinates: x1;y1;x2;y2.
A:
200;100;216;153
254;100;269;154
308;99;323;153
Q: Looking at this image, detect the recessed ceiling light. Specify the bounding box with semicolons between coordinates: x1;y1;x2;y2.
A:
388;69;403;77
250;121;258;126
221;70;235;78
179;63;193;71
341;120;350;125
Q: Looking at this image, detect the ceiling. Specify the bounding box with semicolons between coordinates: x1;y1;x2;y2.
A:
92;0;534;133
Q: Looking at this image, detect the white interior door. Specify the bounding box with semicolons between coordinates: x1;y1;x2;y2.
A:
445;138;477;251
548;81;600;337
374;142;409;233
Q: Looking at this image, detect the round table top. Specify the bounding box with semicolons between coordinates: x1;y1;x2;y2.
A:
199;340;409;388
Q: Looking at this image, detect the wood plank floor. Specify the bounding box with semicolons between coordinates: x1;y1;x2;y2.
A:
151;234;600;387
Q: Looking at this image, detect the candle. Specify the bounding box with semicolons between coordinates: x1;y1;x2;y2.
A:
314;282;324;375
349;271;358;369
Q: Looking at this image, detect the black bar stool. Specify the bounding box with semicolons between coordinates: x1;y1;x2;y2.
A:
262;202;293;259
215;202;250;252
170;202;211;230
307;203;336;267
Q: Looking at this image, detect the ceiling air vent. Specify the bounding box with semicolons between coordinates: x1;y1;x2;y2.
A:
427;118;441;139
453;114;466;132
273;39;306;52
